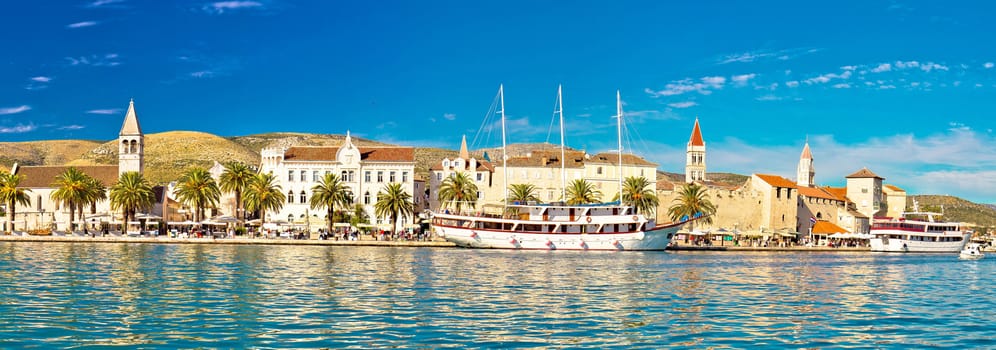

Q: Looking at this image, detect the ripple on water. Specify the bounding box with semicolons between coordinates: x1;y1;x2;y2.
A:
1;243;995;348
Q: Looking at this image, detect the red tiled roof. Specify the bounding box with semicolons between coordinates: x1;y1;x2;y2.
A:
884;184;905;192
503;150;588;168
797;186;842;201
15;165;120;188
283;146;414;162
688;119;704;147
824;187;849;202
846;167;883;179
800;143;813;160
657;180;675;191
755;174;797;188
812;220;849;234
586;152;657;167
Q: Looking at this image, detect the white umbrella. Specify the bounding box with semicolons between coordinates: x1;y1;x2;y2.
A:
210;215;238;223
135;213;162;220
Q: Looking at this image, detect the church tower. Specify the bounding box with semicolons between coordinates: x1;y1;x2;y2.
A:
685;118;706;182
118;99;144;175
796;141;815;187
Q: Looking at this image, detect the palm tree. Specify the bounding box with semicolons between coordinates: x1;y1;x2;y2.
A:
507;183;541;204
310;173;353;234
51;167;90;232
437;172;478;214
109;171;156;229
566;179;601;205
620;176;659;215
174;167;221;223
0;172;31;234
374;182;414;234
667;183;716;228
79;176;107;234
219;161;255;227
243;172;284;226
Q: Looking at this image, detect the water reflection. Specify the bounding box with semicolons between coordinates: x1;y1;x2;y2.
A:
0;243;995;348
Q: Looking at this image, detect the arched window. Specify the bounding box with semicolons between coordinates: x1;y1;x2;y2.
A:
129;140;137;153
287;191;294;203
364;191;370;205
121;140;129;154
816;212;823;219
287;214;293;222
300;191;306;203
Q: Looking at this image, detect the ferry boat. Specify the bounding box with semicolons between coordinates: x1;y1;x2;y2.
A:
431;86;691;250
433;202;686;250
869;206;970;253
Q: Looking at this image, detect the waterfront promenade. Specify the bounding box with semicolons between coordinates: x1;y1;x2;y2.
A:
0;234;871;251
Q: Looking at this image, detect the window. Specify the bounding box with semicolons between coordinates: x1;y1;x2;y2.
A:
342;171;348;181
436;173;442;181
476;173;483;181
287;191;294;203
300;171;307;182
365;171;371;182
597;167;603;175
300;191;307;203
377;171;384;183
477;191;483;200
862;188;868;193
443;160;450;167
787;189;792;199
776;188;781;199
364;191;370;204
313;171;320;182
348;171;355;182
390;171;396;182
402;171;408;183
288;170;295;182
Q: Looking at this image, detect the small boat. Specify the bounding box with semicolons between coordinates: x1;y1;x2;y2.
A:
960;243;985;260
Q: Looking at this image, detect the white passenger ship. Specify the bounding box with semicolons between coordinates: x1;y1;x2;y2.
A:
869;207;970;253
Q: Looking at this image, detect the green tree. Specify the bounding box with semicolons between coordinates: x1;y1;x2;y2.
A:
566;179;601;205
437;172;478;213
508;183;541;204
310;173;353;233
51;167;90;232
0;172;31;234
374;182;414;233
219;161;255;227
345;203;370;229
667;183;716;228
80;176;107;234
620;176;659;215
174;167;221;223
109;172;155;229
244;172;285;226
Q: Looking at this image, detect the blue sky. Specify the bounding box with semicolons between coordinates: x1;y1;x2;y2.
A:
2;1;995;203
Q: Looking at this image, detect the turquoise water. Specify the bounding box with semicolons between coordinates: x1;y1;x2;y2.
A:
0;243;994;349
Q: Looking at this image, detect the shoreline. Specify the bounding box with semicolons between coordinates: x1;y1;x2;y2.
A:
0;234;874;252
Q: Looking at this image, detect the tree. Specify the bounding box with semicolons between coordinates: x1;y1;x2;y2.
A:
437;172;478;213
508;183;541;204
566;179;601;205
51;167;90;232
0;172;31;234
667;183;717;228
345;203;369;229
243;172;284;226
174;167;221;223
310;172;353;234
620;176;659;215
109;172;155;230
219;161;255;227
374;182;414;234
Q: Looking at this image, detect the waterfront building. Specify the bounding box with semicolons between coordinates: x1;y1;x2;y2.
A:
428;136;657;212
8;100;148;232
258;132;416;230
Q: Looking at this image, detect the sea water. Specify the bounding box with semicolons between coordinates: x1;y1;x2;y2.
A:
0;242;993;349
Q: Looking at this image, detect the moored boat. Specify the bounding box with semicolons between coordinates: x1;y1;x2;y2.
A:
959;243;984;260
869;206;970;253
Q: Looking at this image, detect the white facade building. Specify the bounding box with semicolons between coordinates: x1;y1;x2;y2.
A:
258;132;416;229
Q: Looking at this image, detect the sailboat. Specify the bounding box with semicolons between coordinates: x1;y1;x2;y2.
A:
431;86;690;251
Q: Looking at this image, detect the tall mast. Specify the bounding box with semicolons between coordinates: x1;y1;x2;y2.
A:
558;84;566;201
616;90;624;203
500;84;508;206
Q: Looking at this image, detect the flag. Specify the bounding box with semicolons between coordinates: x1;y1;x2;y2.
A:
810;216;817;224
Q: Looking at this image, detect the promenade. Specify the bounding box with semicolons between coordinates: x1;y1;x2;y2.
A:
0;234;876;252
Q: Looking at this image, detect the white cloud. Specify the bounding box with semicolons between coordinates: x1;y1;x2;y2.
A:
204;1;264;14
0;105;31;115
65;53;121;67
702;76;726;87
0;124;36;133
30;76;52;82
785;81;800;88
443;113;456;120
646;76;726;97
731;73;756;86
87;0;125;7
985;62;994;69
667;101;698;109
66;21;98;28
871;63;892;73
755;95;783;101
878;85;896;89
920;62;948;72
190;70;216;78
832;83;851;89
803;70;851;85
57;125;85;130
86;108;122;115
894;61;920;69
717;48;821;64
841;65;857;71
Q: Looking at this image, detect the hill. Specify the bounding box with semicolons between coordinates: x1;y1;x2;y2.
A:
228;132;388;154
0;140;103;168
69;131;259;184
909;195;996;232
